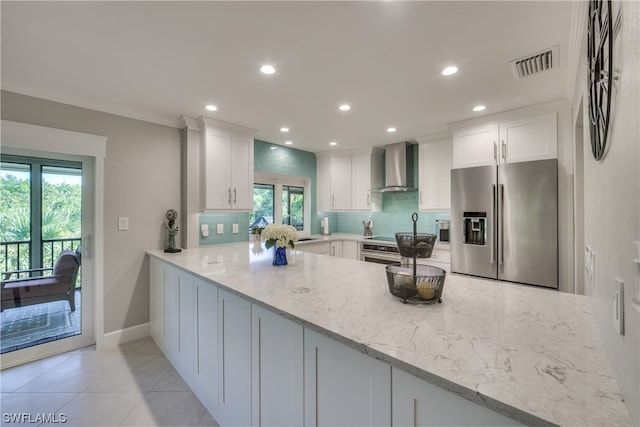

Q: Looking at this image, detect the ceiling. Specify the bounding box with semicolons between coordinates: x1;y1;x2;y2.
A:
1;1;575;153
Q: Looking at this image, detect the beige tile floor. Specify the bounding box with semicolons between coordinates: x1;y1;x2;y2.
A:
0;337;219;426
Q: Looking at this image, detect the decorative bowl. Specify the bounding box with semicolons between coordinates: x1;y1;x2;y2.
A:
395;232;437;258
385;263;446;304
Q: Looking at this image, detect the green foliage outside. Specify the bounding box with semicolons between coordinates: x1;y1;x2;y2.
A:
1;171;82;273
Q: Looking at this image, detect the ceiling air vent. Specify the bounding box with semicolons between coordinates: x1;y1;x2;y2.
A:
510;46;558;79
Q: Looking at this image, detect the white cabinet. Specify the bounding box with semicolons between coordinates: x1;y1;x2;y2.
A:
176;269;195;380
317;153;352;211
317;149;382;212
217;288;252;427
163;264;179;365
392;368;520;426
352;148;383;211
330;241;342;257
452;113;557;168
251;305;304;427
304;328;391;427
149;257;165;349
452;123;499;168
342;240;359;260
498;112;557;164
193;277;219;414
418;139;453;211
198;118;254;211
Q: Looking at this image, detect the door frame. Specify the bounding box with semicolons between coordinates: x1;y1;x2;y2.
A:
0;120;106;368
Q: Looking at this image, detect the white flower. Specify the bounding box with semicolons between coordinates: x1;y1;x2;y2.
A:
262;224;299;249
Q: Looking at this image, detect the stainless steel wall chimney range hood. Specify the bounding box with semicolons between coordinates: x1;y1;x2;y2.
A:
377;142;416;192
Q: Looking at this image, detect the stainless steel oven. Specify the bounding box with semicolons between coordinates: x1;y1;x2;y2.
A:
359;239;401;265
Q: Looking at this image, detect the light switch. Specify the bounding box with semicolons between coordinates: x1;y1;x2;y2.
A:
232;223;239;234
217;224;224;234
201;224;209;237
118;217;129;231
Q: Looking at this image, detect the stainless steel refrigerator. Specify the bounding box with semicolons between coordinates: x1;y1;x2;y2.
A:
450;159;558;288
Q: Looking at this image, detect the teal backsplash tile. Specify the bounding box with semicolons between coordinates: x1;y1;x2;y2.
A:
199;212;251;245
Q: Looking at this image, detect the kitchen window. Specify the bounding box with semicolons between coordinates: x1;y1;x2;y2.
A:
252;173;310;235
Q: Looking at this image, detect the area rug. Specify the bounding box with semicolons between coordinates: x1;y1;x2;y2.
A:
1;296;81;353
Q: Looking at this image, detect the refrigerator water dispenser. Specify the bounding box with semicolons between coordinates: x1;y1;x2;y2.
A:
463;212;487;245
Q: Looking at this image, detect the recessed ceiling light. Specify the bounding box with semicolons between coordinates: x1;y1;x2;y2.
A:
329;141;338;146
473;105;486;112
270;146;278;150
442;66;458;76
285;141;293;145
387;127;397;133
205;105;218;111
338;104;351;111
280;127;289;132
261;65;276;75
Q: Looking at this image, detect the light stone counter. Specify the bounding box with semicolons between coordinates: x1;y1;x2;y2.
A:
147;242;633;427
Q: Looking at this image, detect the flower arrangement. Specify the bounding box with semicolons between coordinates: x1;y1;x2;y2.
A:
262;224;298;249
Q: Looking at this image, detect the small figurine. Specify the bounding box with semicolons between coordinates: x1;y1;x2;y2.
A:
164;209;182;253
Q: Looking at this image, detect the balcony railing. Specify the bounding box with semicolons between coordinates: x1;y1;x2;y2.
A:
1;237;82;276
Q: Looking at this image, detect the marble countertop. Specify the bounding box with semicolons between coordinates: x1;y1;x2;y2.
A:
147;242;632;427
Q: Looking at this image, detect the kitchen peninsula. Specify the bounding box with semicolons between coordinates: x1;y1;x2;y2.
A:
147;242;632;427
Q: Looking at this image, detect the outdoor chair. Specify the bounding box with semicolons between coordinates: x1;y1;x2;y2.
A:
1;248;80;312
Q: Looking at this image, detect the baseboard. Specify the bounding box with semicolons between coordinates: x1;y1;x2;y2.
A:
101;322;150;350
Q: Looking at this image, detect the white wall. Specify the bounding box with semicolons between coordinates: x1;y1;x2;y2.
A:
1;90;182;336
573;1;640;423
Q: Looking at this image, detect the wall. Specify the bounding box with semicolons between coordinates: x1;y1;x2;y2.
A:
573;1;639;423
1;90;182;336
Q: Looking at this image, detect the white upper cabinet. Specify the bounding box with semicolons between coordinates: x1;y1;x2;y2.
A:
198;117;255;211
351;148;383;211
452;123;499;168
452;112;557;168
317;148;382;212
418;138;452;211
498;112;557;164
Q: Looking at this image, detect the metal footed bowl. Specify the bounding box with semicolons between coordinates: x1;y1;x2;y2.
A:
395;232;437;258
385;263;446;304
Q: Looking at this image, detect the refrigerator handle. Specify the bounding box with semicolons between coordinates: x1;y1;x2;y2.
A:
499;184;504;266
491;184;496;265
493;141;497;161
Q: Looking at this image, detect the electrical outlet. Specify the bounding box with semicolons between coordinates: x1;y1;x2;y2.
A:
613;277;624;335
201;224;209;237
217;224;224;234
232;223;239;234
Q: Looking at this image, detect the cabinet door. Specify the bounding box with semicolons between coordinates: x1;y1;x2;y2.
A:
203;127;233;210
304;328;391;427
330;157;352;210
164;264;179;364
452;124;499;168
194;277;219;414
149;257;165;348
342;240;359;260
392;368;520;426
499;112;557;164
352;151;371;210
218;289;252;427
419;140;453;211
176;270;195;381
330;241;343;257
230;134;254;210
251;305;304;427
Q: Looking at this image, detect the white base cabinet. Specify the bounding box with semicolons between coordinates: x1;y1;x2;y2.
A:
392;368;521;426
149;256;519;427
252;305;304;427
304;329;391;427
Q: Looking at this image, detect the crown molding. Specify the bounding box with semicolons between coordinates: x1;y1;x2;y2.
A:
180;115;200;131
2;80;183;129
196;116;258;136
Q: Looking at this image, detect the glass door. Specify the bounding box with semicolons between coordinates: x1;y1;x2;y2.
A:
1;156;84;354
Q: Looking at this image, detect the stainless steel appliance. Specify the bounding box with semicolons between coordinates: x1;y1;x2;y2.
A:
360;237;401;264
451;159;558;288
436;220;450;242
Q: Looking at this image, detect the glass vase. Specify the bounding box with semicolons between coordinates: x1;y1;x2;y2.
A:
273;246;288;266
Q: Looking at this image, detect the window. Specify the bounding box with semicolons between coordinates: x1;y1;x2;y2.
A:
252;173;310;235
